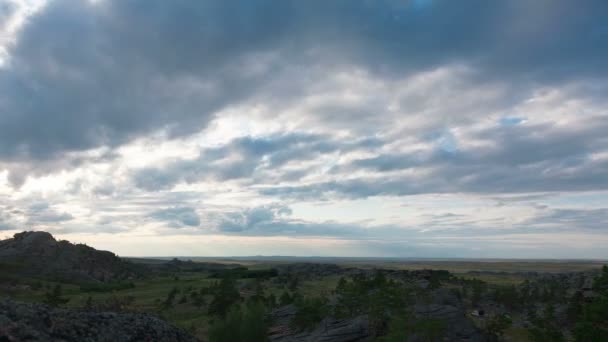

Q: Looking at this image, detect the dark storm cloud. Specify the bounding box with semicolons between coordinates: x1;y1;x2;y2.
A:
1;0;607;163
150;207;200;227
0;0;291;160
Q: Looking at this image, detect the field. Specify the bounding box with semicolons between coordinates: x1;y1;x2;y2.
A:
5;258;606;341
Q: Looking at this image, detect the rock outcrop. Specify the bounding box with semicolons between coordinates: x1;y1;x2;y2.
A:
269;305;370;342
411;304;486;342
0;231;143;283
0;299;197;342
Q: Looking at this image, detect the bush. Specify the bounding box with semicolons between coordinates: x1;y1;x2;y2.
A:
208;277;241;317
209;302;268;342
44;284;69;307
291;296;328;331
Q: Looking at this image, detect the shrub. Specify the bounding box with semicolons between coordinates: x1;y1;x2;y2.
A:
209;302;268;342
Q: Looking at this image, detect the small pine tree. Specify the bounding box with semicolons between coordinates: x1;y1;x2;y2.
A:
209;302;267;342
162;287;179;310
279;291;292;306
44;284;70;307
84;296;93;309
208;277;241;317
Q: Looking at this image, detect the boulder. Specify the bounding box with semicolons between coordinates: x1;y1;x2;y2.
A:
412;304;486;342
0;298;197;342
269;305;370;342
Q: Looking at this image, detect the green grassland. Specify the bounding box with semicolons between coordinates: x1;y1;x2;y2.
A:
185;257;605;273
4;258;606;341
4;269;338;340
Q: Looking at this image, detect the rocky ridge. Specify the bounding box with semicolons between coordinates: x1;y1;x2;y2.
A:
0;231;143;283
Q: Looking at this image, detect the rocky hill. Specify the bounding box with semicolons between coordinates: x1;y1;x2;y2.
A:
0;231;143;283
0;299;197;342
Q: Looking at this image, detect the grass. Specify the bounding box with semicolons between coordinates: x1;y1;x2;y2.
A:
456;273;527;286
7;272;217;339
6;259;603;340
504;326;532;341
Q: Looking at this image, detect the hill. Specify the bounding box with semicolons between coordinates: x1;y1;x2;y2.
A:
0;231;143;283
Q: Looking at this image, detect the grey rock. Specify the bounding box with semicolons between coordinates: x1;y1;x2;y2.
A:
0;298;197;342
0;231;144;283
269;306;370;342
412;304;486;342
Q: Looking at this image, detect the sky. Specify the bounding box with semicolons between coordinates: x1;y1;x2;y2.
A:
0;0;607;258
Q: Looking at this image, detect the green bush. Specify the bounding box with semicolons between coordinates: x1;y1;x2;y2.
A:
291;296;328;331
209;302;268;342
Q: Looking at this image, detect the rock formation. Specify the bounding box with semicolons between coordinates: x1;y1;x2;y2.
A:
269;305;370;342
0;231;143;283
0;299;197;342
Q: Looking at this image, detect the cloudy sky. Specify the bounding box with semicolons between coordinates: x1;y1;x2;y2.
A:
1;0;607;258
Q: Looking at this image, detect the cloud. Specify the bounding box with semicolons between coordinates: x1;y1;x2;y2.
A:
150;207;201;228
0;1;15;24
25;202;74;224
0;0;607;257
0;0;285;161
0;207;16;230
132;133;382;191
1;0;607;163
216;204;292;233
524;208;608;231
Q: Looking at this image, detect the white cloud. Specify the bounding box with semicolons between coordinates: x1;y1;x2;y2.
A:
1;0;607;257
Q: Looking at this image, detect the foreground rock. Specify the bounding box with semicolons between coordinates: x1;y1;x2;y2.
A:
0;299;197;342
269;305;370;342
411;304;486;342
0;231;144;282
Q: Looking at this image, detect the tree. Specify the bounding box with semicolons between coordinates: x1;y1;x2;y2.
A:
291;296;328;331
84;296;93;309
486;314;512;341
193;292;206;309
376;315;409;342
567;291;584;322
470;279;486;307
279;291;293;306
44;284;70;307
528;304;565;342
410;318;447;342
288;276;299;291
594;265;608;293
249;280;265;304
162;287;179;310
209;302;268;342
208;277;241;317
493;285;520;310
573;265;608;341
266;293;277;308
